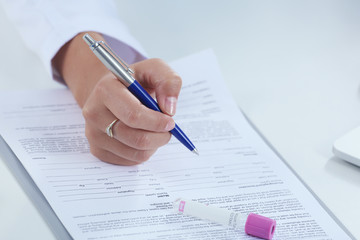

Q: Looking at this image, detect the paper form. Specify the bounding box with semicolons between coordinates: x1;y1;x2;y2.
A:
0;50;353;240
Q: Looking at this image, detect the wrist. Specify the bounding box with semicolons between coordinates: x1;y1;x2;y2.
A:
52;32;109;107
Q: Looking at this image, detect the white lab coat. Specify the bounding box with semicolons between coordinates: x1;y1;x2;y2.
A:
1;0;146;81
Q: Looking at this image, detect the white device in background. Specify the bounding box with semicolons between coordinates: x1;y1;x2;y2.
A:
333;126;360;167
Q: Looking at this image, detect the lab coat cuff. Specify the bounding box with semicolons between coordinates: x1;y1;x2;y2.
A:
44;18;147;83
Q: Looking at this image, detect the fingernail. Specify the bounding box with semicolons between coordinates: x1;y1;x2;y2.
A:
165;120;175;131
165;97;177;116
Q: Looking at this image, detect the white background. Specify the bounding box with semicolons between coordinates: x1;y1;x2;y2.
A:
1;1;360;239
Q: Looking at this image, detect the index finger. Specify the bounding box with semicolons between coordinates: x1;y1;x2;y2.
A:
131;58;182;116
99;76;175;132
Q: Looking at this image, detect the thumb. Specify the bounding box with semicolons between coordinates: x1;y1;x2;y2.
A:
131;58;182;116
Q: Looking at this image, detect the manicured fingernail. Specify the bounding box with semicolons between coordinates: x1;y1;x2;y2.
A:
165;97;177;116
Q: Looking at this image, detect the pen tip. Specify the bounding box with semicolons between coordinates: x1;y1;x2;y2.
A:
192;148;199;156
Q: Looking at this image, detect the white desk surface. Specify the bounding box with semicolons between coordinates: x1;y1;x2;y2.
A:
1;1;360;239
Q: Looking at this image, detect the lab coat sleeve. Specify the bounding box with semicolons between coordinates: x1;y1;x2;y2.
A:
1;0;147;82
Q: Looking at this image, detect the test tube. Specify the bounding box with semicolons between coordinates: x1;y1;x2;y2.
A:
173;198;276;240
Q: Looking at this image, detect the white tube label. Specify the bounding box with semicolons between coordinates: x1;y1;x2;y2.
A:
174;198;246;229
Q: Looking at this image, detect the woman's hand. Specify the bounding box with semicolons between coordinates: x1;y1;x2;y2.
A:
53;32;182;165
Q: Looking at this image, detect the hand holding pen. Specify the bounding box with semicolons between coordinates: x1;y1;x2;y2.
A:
52;32;197;165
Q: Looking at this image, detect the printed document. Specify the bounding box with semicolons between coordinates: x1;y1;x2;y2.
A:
0;50;352;239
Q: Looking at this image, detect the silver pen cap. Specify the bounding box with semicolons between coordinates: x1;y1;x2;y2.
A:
83;33;96;48
82;33;135;86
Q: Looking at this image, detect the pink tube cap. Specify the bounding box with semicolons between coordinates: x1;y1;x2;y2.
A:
245;213;276;240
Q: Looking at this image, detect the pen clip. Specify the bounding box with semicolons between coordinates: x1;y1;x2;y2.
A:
98;41;135;74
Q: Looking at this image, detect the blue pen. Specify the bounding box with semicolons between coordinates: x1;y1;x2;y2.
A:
83;34;198;155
